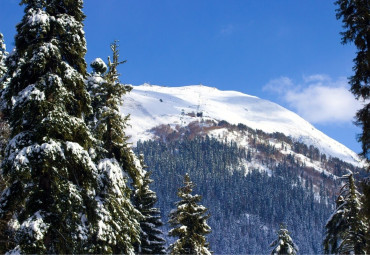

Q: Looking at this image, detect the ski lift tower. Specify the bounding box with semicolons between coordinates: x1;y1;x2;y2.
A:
196;84;203;118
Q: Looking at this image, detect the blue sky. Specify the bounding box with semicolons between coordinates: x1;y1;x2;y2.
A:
1;0;363;153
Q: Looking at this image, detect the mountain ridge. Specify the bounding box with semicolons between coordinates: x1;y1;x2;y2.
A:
121;84;361;166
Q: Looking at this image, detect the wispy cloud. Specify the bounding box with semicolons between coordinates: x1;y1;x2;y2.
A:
263;75;364;124
262;76;294;94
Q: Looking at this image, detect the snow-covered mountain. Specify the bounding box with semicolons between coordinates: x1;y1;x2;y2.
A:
121;84;365;254
121;84;361;166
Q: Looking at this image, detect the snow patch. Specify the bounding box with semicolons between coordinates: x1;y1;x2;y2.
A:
122;84;362;166
97;158;126;196
27;9;49;26
19;211;49;241
77;213;89;241
11;84;45;107
5;245;21;255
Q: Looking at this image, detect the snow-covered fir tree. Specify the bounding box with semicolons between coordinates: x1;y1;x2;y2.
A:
86;42;142;254
0;177;7;252
335;0;370;162
0;0;100;253
335;2;370;251
168;173;211;255
0;33;8;79
363;176;370;254
323;173;367;254
270;224;298;255
0;32;10;252
86;42;139;180
133;154;166;255
0;32;10;161
323;194;347;254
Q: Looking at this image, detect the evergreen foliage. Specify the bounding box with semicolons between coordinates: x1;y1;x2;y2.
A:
335;2;370;252
335;0;370;162
0;32;10;252
135;135;353;254
0;33;7;79
90;156;141;254
87;42;140;181
0;113;10;163
133;155;166;255
270;224;298;255
168;173;211;255
323;195;346;254
323;173;368;254
0;0;99;253
86;43;141;254
0;175;8;252
0;32;10;162
362;177;370;254
335;0;370;237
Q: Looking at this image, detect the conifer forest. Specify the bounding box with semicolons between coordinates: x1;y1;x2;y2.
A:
0;0;369;254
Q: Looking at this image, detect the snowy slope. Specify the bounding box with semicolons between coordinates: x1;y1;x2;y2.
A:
121;84;361;166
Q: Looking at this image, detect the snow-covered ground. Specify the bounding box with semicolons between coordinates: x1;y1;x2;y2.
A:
121;84;362;166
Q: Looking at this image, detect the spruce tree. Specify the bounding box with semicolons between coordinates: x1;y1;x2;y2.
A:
87;42;141;254
0;32;10;252
0;33;7;79
0;32;10;161
168;173;211;255
0;0;98;253
323;173;367;254
335;3;370;252
363;177;370;254
323;195;347;254
87;42;139;180
133;154;166;255
335;0;370;161
270;224;298;255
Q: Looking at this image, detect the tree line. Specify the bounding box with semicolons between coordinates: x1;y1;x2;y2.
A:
0;0;368;254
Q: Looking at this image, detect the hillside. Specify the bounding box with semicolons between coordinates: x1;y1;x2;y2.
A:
121;84;361;166
121;84;366;254
134;135;362;254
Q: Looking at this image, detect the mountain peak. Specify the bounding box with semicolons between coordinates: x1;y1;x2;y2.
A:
121;84;362;166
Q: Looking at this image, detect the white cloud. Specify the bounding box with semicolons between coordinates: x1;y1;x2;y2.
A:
263;75;364;124
262;76;293;94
